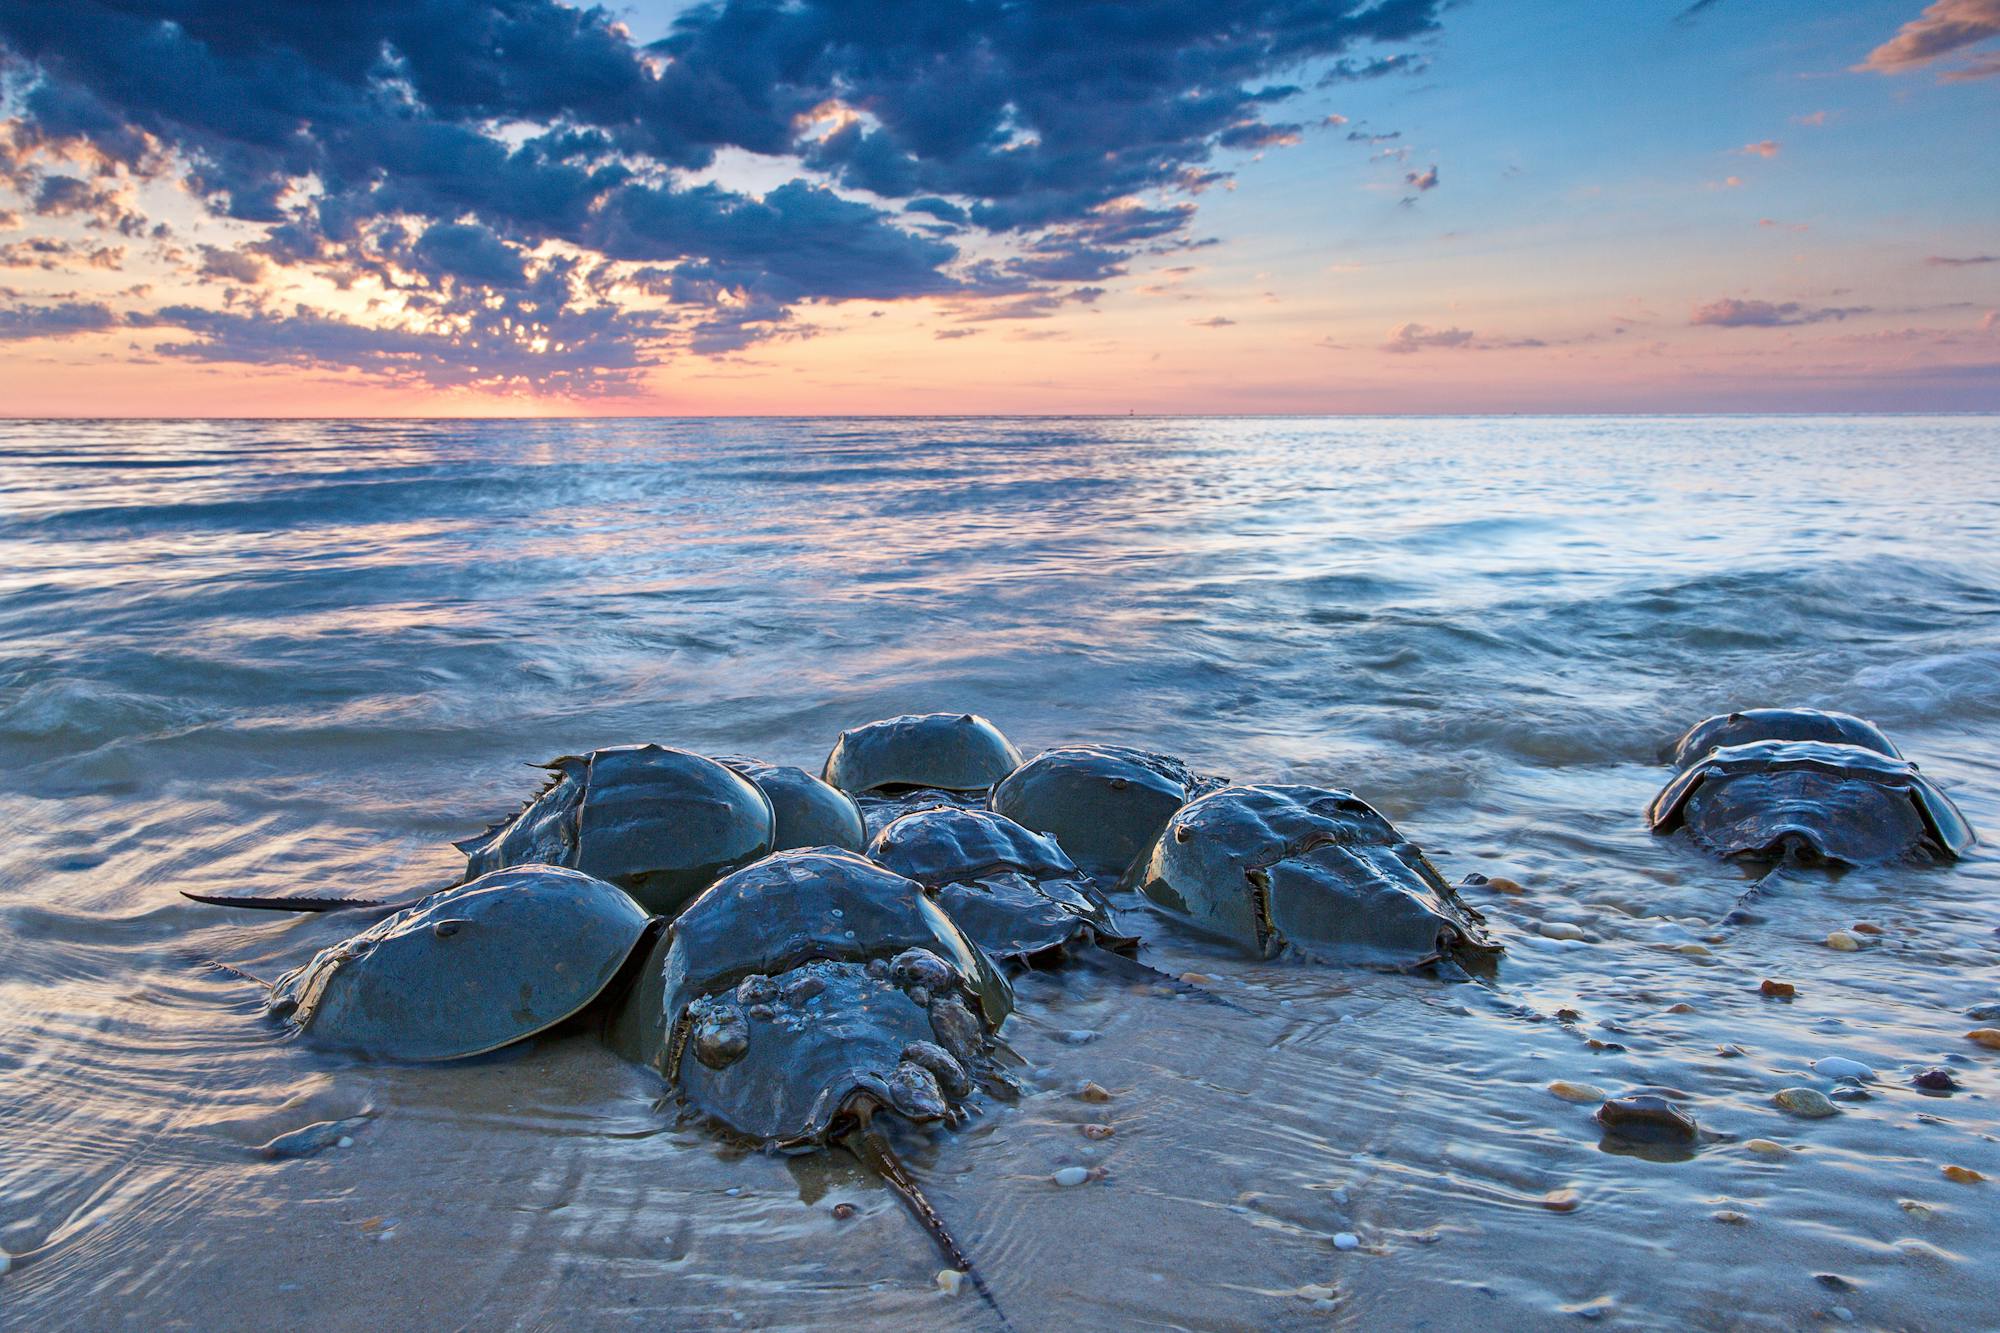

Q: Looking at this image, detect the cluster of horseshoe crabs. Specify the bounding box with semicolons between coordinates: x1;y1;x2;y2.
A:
191;705;1976;1312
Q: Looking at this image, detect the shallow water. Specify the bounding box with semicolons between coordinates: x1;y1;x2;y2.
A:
2;415;1998;1330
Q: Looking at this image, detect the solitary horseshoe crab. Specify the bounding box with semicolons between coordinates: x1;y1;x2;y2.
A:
989;744;1225;882
713;755;868;852
457;744;775;915
868;805;1140;964
264;865;654;1062
1648;739;1975;865
1668;707;1901;768
1120;785;1499;968
608;847;1014;1307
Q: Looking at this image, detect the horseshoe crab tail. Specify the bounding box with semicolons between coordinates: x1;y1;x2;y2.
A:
846;1111;1011;1329
184;953;275;990
180;889;411;914
1718;861;1799;928
1074;946;1244;1011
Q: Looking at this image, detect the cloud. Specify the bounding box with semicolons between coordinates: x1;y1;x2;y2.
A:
0;237;123;269
1674;0;1726;23
1737;140;1781;157
1399;164;1439;204
1793;111;1829;126
1927;254;1999;266
934;327;980;340
1191;315;1237;327
1857;0;2000;77
1382;322;1475;353
0;0;1451;388
1689;298;1872;327
196;245;267;284
0;300;119;340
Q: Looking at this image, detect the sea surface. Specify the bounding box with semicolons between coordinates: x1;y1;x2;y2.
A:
2;416;1998;1330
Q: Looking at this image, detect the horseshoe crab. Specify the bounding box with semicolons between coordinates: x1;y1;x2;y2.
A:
608;847;1014;1306
713;755;868;852
1648;740;1975;865
989;744;1225;881
1119;785;1498;968
264;865;654;1062
1669;708;1901;769
868;806;1140;964
457;744;775;915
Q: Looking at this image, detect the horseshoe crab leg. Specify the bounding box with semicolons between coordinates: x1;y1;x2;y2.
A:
843;1102;1011;1329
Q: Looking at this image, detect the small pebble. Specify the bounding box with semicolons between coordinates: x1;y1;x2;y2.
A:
1744;1139;1790;1156
1541;1188;1581;1212
1814;1274;1855;1292
936;1269;967;1297
724;1187;741;1197
1831;1307;1855;1323
1940;1165;1985;1184
1078;1082;1112;1103
1548;1080;1608;1103
1058;1030;1098;1046
1829;1086;1871;1103
1899;1199;1935;1217
1812;1056;1874;1080
1673;943;1712;956
1540;921;1586;941
1760;979;1796;999
1180;972;1213;985
1333;1232;1360;1251
1664;1003;1695;1015
1080;1123;1115;1140
376;1230;395;1243
1825;931;1861;952
1964;1029;2000;1049
1774;1088;1840;1118
832;1203;857;1220
1712;1209;1749;1225
1912;1068;1959;1092
1716;1044;1748;1058
1053;1166;1093;1187
1850;922;1883;935
1966;1003;2000;1021
1485;876;1525;894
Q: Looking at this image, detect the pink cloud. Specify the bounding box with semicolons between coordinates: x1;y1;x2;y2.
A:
1857;0;2000;78
1738;140;1782;157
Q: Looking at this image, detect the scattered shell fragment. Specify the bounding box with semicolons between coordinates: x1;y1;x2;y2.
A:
1053;1166;1093;1187
1824;931;1861;952
1333;1232;1360;1251
1078;1082;1112;1103
1744;1139;1790;1157
1774;1088;1839;1118
936;1268;968;1297
1541;1188;1581;1212
1548;1081;1608;1103
1964;1029;2000;1049
1712;1209;1748;1225
1941;1165;1986;1184
1539;921;1586;941
1759;979;1796;999
1899;1199;1935;1217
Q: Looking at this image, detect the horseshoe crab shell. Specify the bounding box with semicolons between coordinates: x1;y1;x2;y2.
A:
1648;740;1975;864
609;848;1012;1148
1119;785;1498;967
713;755;868;852
869;806;1139;963
822;713;1022;797
989;744;1225;881
266;865;653;1062
1669;708;1901;769
455;744;775;916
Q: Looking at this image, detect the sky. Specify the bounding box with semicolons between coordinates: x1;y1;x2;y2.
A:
0;0;1995;416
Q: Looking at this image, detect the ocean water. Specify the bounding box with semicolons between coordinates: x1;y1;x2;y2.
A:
1;415;1997;1329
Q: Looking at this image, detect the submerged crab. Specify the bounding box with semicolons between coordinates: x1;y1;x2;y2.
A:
456;744;775;914
868;805;1139;965
1119;785;1498;969
1668;707;1901;768
713;754;868;852
1648;739;1975;865
989;744;1224;882
262;865;655;1062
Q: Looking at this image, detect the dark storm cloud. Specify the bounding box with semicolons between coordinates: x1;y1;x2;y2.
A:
0;0;1446;387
